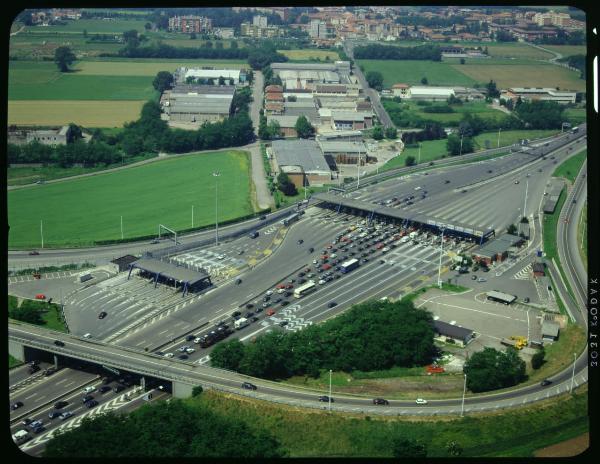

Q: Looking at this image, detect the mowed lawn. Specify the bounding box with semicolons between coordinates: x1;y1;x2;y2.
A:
22;19;150;34
452;62;586;91
8;100;146;127
359;60;477;87
541;45;587;58
8;151;255;248
74;59;246;76
279;49;340;61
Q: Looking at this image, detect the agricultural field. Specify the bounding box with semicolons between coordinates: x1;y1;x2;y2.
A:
541;45;587;58
452;62;586;91
21;19;150;34
8;150;255;248
359;59;477;87
278;49;341;61
74;58;247;76
8;100;145;127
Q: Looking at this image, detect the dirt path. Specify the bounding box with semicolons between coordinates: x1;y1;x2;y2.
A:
534;432;589;457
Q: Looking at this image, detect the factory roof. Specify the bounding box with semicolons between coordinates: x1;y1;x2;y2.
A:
319;140;367;153
271;139;331;174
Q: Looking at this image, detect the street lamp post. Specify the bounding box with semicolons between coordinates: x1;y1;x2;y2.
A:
497;127;502;148
357;150;361;188
329;369;332;412
570;352;576;393
460;373;467;417
213;172;221;246
192;205;194;228
459;134;464;156
437;227;445;288
40;219;44;249
120;215;123;240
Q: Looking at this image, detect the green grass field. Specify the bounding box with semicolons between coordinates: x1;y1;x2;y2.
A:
578;203;587;271
8;150;255;248
22;19;150;34
542;45;587;58
563;108;587;125
359;59;477;87
472;129;558;150
188;387;588;457
279;49;340;61
397;100;509;125
552;150;587;183
8;100;147;127
9;355;23;369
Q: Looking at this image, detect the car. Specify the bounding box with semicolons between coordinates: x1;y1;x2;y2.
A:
328;301;337;308
298;272;305;277
251;316;259;322
361;258;369;263
286;284;293;289
28;364;40;374
266;309;276;316
372;398;389;405
217;255;225;260
471;275;477;280
150;239;160;244
164;352;174;358
279;321;288;327
32;425;46;434
113;385;125;393
297;239;304;244
318;279;326;285
538;168;543;172
11;401;24;410
238;250;244;255
59;411;73;420
82;386;96;394
82;394;94;403
177;345;189;352
526;173;531;177
178;354;189;360
461;189;467;193
28;420;43;429
245;312;254;318
514;180;520;184
235;278;242;285
281;301;289;307
478;277;486;283
265;290;273;296
313;259;318;264
540;379;553;387
444;180;451;184
242;382;257;390
524;297;530;303
48;411;62;420
262;302;269;308
318;395;334;403
21;418;33;426
54;340;65;347
186;334;195;342
99;385;112;394
185;348;195;354
298;278;307;284
415;398;428;405
54;400;68;409
85;400;99;409
308;247;314;253
233;310;242;317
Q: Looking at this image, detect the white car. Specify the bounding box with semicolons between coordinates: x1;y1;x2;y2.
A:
185;348;195;354
318;279;326;285
313;259;318;264
178;345;189;352
478;277;487;283
265;290;273;296
277;288;285;294
164;353;174;358
217;255;225;260
193;338;202;344
82;386;96;394
330;253;337;258
415;398;428;405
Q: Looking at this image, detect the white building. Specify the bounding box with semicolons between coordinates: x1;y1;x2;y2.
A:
179;68;246;85
501;87;577;104
253;15;268;28
404;86;455;101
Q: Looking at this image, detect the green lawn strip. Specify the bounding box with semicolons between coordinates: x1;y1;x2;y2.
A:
9;355;23;369
8;150;254;248
473;129;559;150
551;150;586;183
563;108;587;126
578;203;587;271
23;19;150;34
186;388;587;458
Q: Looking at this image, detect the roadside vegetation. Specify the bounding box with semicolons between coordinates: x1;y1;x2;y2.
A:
551;149;586;183
578;203;587;271
8;295;68;332
9;355;23;369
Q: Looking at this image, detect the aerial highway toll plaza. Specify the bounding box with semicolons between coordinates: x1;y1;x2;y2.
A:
9;125;588;452
127;257;212;297
313;192;496;244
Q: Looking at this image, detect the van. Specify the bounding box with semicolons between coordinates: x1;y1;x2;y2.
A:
12;430;30;444
234;318;250;330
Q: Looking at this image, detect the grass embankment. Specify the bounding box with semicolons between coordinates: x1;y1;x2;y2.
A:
552;150;587;183
9;355;23;369
8;150;255;248
186;388;587;457
578;203;587;271
8;294;68;333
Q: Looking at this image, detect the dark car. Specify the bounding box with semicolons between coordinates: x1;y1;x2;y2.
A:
28;364;40;374
54;340;65;347
186;334;195;342
279;321;288;327
242;382;257;390
113;385;125;394
54;401;68;409
254;306;263;313
259;215;266;220
48;411;62;420
263;295;271;302
245;312;254;318
373;398;389;405
22;418;33;426
233;310;243;317
318;395;334;403
251;316;259;322
297;239;304;244
328;301;337;308
99;385;112;394
29;250;40;255
44;367;57;376
11;401;24;410
541;379;552;387
32;425;46;434
85;400;99;408
235;278;242;285
98;311;107;319
281;301;289;307
284;291;293;298
82;394;94;403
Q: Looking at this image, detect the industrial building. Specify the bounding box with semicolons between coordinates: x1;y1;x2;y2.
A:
501;87;577;105
176;67;247;85
318;140;369;165
163;85;235;124
404;86;455;101
472;233;524;265
269;139;334;187
266;115;299;138
7;125;71;146
319;109;374;130
270;61;353;91
541;318;560;342
432;320;474;347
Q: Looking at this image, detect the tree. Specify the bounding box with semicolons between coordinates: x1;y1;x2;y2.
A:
384;127;397;139
464;347;526;393
405;155;416;167
122;29;139;48
54;46;76;72
446;441;463;456
152;71;174;93
277;172;297;196
421;76;428;85
460;57;465;64
531;348;545;370
392;437;428;458
365;71;384;91
144;22;152;31
507;223;518;235
372;126;384;140
294;115;315;139
215;41;224;49
485;79;500;98
191;385;203;396
267;120;281;139
446;134;473;156
67;123;83;143
230;40;238;49
210;339;246;371
9;302;44;325
287;95;297;102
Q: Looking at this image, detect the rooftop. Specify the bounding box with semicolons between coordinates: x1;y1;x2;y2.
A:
271;139;331;174
131;257;210;286
433;320;473;340
319;140;367;153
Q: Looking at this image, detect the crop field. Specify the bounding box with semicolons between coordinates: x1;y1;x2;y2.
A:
358;60;477;87
21;19;150;34
74;59;246;76
542;45;587;58
8;100;146;127
452;63;586;91
481;42;554;60
279;49;341;61
8;151;255;248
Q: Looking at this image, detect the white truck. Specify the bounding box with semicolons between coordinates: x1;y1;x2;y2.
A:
409;231;419;239
234;318;250;330
12;429;31;445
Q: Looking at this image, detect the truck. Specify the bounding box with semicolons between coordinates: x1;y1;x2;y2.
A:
12;430;31;445
409;231;419;239
79;272;93;283
234;318;250;330
340;258;359;274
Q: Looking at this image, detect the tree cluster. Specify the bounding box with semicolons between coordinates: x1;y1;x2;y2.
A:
43;400;285;458
559;54;585;75
247;47;288;70
514;100;566;130
446;133;474;156
422;105;454;114
258;115;281;141
54;46;76;72
152;71;174;93
365;71;384;91
117;41;250;60
210;300;437;379
536;30;585;45
353;44;441;61
463;347;526;393
294;115;315;139
276;172;297;196
400;123;447;145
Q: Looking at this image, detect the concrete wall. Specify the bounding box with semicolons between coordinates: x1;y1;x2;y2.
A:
172;381;195;398
9;340;25;362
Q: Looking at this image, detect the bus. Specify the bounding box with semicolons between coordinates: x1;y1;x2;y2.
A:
294;281;317;298
340;258;359;274
486;290;516;305
281;213;300;227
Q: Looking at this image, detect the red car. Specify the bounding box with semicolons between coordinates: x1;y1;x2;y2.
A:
276;284;286;289
320;255;329;260
266;309;276;317
322;264;332;271
376;243;384;249
286;284;293;289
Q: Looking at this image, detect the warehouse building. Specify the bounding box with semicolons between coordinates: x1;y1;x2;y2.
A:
501;87;577;105
472;233;524;265
318;110;373;130
8;126;71;146
405;86;455;101
269;139;334;187
164;85;235;124
318;140;369;165
271;61;353;90
266;115;299;138
176;67;246;85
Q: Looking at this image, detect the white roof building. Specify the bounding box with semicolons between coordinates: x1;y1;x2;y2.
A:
406;86;455;100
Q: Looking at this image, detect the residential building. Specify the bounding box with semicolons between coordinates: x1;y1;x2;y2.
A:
392;83;410;98
214;28;235;39
433;320;474;347
253;15;268;28
533;10;570;27
168;15;212;34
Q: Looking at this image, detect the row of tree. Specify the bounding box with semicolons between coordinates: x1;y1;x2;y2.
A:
210;300;437;379
353;44;442;61
535;30;585;46
116;40;250;60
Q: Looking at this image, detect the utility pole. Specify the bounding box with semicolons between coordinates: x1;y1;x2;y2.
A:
213;172;221;246
192;205;194;228
437;227;445;288
329;369;332;412
518;179;528;236
570;352;576;393
459;134;464;156
418;142;421;164
460;374;467;417
40;219;44;249
357;150;361;188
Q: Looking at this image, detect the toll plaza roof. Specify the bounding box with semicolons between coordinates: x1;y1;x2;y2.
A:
131;258;210;285
313;192;494;239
